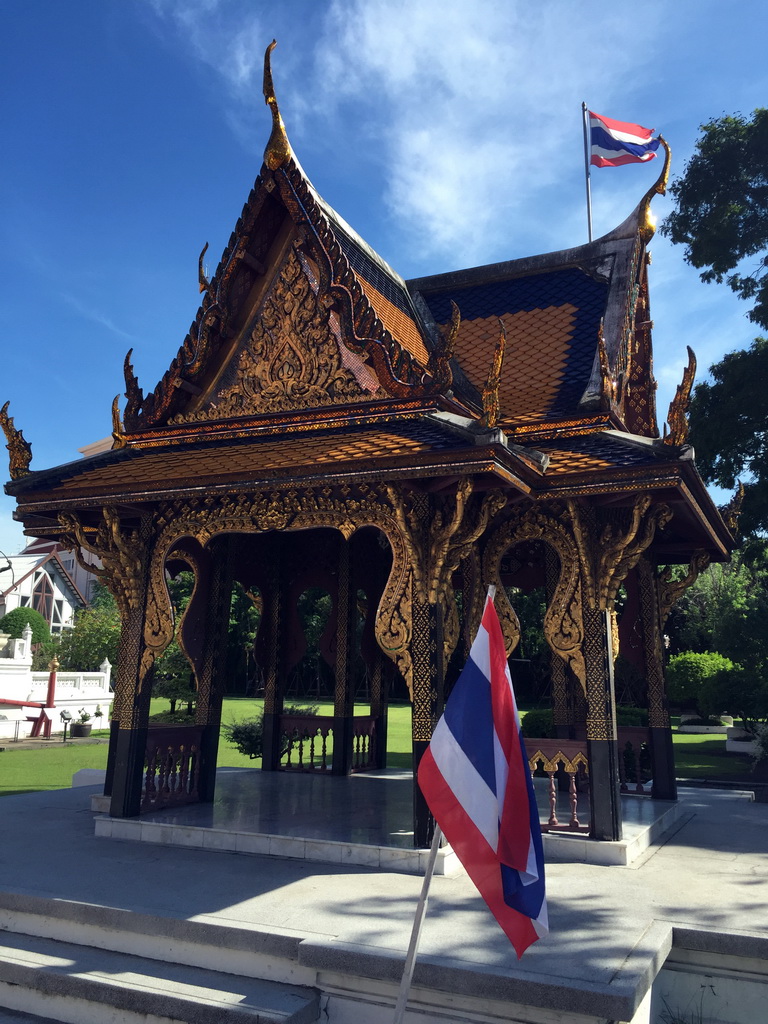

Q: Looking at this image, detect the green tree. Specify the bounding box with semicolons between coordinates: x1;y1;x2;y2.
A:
57;594;120;671
666;651;735;715
0;607;51;646
687;338;768;535
662;109;768;330
666;548;768;670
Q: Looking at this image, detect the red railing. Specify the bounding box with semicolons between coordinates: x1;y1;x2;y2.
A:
279;714;377;773
142;725;203;811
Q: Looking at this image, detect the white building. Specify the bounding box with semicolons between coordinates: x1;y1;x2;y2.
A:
0;545;89;634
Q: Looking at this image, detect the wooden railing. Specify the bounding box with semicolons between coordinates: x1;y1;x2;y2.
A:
279;714;377;773
142;725;203;811
526;740;590;833
525;727;653;832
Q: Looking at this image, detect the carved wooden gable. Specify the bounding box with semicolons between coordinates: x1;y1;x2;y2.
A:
170;244;382;425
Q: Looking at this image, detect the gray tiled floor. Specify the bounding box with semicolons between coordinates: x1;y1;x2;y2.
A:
140;766;678;849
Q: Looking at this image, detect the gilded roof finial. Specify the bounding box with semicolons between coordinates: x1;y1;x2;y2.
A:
0;401;32;479
663;345;696;445
639;135;671;241
263;39;291;171
111;395;127;450
428;300;460;391
720;480;745;536
481;319;507;428
198;242;210;294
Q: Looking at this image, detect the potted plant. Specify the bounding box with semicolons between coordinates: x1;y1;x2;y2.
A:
70;708;92;738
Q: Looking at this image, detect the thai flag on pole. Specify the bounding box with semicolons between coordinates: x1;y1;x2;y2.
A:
417;592;547;958
589;110;660;167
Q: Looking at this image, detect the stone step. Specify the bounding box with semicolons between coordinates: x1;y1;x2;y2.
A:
0;929;320;1024
0;892;315;987
0;1009;62;1023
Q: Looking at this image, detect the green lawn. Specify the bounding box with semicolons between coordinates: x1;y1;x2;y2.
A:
0;701;756;796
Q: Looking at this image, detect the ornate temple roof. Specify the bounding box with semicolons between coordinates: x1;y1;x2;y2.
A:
2;42;733;561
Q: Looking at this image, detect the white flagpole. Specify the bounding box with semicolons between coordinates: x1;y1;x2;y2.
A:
582;102;593;242
392;824;443;1024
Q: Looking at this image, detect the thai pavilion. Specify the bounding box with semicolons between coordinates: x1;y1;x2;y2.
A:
3;45;734;846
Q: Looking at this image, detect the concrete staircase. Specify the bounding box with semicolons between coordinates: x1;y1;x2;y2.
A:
0;892;320;1024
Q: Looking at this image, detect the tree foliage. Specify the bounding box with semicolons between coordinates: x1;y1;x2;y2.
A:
0;607;51;646
666;651;735;713
56;596;120;671
688;338;768;535
666;547;768;668
662;109;768;330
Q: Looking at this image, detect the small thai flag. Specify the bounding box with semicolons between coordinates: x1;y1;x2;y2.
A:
589;110;660;167
417;592;547;958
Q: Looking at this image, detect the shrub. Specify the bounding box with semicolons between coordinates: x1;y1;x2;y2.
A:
0;607;50;646
616;706;649;727
666;652;735;713
223;704;319;759
520;707;554;739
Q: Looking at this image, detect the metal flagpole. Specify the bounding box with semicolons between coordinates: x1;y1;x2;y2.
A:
392;824;443;1024
582;102;593;242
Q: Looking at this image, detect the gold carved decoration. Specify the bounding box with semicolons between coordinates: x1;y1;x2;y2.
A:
569;494;672;610
427;299;460;391
481;319;507;428
483;506;587;692
386;480;506;674
663;345;696;445
720;481;745;536
597;320;618;409
174;248;373;422
58;508;145;620
263;40;291;171
639;135;671;242
0;401;32;479
656;549;710;627
111;396;127;450
198;242;210;294
147;485;414;695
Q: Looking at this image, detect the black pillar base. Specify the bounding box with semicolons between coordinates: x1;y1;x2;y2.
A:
197;719;221;802
104;719;120;797
587;738;623;840
261;711;283;771
413;740;435;848
109;725;148;818
650;726;677;800
374;714;388;769
332;714;354;775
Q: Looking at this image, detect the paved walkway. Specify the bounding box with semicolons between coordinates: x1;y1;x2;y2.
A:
0;781;767;1018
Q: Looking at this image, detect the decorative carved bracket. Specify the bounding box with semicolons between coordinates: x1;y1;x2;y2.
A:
58;508;146;620
569;494;672;610
656;549;710;626
427;299;459;391
0;401;32;479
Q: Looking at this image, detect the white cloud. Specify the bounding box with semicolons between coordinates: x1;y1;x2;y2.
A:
58;293;136;343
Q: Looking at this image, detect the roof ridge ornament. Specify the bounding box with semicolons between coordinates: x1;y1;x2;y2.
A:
0;401;32;479
263;39;291;171
198;242;210;294
481;319;507;428
639;135;671;241
663;345;696;445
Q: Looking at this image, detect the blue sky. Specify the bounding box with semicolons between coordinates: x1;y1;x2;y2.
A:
2;0;766;555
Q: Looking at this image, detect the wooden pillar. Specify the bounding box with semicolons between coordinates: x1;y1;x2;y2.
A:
410;494;445;849
637;557;677;800
194;537;234;802
109;517;154;819
332;536;356;775
261;536;286;771
583;604;623;841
